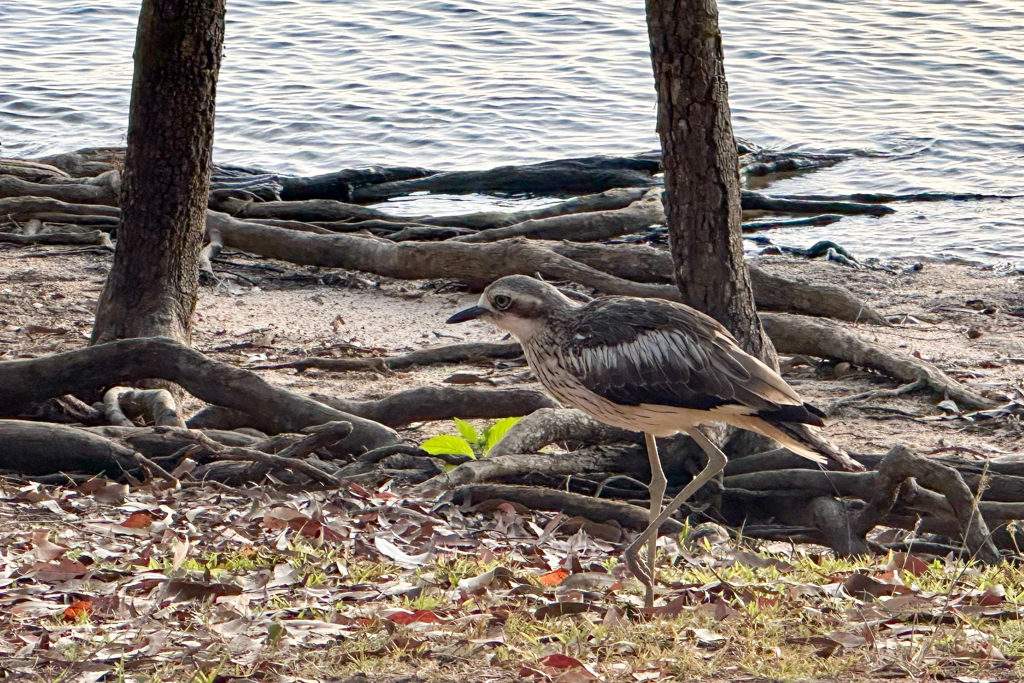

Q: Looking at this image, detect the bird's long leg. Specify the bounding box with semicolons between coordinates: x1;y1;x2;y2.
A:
643;432;667;609
624;427;728;589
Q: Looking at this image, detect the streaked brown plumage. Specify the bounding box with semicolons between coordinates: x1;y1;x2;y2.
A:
446;274;860;606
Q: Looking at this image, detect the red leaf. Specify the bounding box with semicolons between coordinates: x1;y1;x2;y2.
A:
843;572;900;599
539;654;583;669
62;600;93;621
121;511;153;528
539;568;569;587
294;518;324;538
978;586;1005;606
888;552;930;577
346;482;372;499
386;609;442;625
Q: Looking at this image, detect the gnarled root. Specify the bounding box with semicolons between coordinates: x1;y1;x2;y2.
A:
761;313;994;410
0;337;397;454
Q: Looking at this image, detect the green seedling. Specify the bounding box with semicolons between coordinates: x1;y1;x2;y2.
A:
420;416;522;460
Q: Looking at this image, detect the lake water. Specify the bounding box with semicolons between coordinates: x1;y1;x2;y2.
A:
1;0;1022;265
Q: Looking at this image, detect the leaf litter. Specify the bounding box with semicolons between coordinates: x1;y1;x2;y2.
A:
0;475;1021;682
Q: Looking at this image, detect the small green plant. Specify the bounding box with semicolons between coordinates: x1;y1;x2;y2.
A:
420;417;521;458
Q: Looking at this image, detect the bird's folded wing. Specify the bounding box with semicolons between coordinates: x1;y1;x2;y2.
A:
559;297;807;416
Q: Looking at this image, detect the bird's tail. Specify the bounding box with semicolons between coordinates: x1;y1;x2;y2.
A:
725;415;864;472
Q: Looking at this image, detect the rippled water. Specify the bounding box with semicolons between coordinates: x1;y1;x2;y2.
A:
1;0;1023;264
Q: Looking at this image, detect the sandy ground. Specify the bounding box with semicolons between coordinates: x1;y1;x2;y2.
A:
1;244;1022;456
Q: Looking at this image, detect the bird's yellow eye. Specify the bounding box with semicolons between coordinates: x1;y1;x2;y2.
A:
492;294;512;310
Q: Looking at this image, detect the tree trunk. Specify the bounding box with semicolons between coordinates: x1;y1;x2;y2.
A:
645;0;776;367
91;0;225;344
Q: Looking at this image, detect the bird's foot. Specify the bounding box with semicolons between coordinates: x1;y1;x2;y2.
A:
624;540;654;602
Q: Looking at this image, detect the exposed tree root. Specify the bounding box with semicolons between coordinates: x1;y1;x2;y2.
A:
7;395;105;425
750;268;885;324
0;196;121;220
185;406;261;432
721;449;1011;557
0;157;70;181
0;419;138;476
784;191;1023;204
741;190;895;216
742;214;844;232
310;386;557;428
185;423;350;487
103;387;185;427
277;165;434;202
828;378;929;413
386;225;475;241
349;154;662;202
740;149;848;178
418;448;647;496
853;445;999;563
418;187;649;230
35;147;125;177
84;425;261;459
0;230;113;247
452;190;662;243
355;443;455;465
0;337;397;454
761;313;994;409
487;408;637;458
209;196;398;224
452;483;684;535
256;341;523;374
206;213;685;296
807;496;871;555
544;241;887;324
0;173;119;206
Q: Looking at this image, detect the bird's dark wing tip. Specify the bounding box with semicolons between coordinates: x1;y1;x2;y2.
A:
757;403;826;427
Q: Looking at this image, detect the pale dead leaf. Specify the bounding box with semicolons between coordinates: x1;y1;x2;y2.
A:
457;566;514;594
689;627;727;649
31;530;67;561
374;534;432;566
170;536;189;571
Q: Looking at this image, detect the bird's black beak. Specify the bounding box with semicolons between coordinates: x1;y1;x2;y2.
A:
446;305;487;324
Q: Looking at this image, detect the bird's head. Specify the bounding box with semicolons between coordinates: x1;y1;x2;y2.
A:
445;275;576;341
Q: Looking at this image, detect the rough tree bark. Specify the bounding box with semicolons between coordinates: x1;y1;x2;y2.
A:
91;0;225;344
646;0;774;365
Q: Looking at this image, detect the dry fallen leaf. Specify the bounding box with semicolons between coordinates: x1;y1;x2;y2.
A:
539;653;584;669
62;599;93;621
688;627;726;649
170;536;190;571
163;578;242;602
534;601;592;619
887;551;930;577
538;568;569;587
120;511;153;529
24;558;88;582
374;534;432;566
31;529;67;561
386;609;443;625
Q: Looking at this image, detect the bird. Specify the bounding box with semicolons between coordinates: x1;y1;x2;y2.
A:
446;274;861;608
